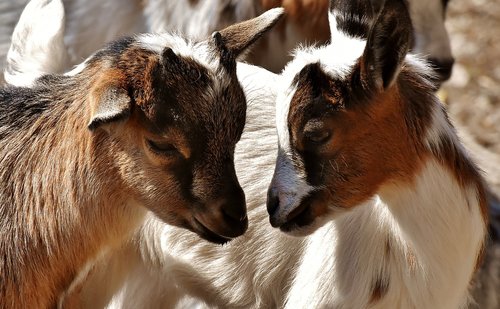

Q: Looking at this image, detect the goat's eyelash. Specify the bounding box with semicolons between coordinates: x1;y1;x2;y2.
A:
147;139;179;156
304;130;331;145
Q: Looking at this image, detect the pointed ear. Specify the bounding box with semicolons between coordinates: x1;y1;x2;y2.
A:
88;71;131;131
361;0;412;90
212;7;284;58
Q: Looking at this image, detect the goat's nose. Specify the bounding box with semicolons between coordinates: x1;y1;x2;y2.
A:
219;187;247;223
267;188;280;217
428;57;455;83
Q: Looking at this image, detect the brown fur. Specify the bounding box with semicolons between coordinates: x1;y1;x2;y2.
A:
0;66;144;308
286;63;430;217
369;276;389;304
260;0;329;35
0;9;285;306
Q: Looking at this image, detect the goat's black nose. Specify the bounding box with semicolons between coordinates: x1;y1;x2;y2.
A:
428;57;455;83
267;188;280;217
220;187;247;223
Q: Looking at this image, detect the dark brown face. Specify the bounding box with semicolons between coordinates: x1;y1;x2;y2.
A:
269;62;391;235
86;8;284;243
268;62;427;236
87;38;248;244
130;47;248;244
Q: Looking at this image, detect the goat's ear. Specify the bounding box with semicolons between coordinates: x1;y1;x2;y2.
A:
5;0;69;86
88;76;131;131
361;0;412;90
212;7;284;58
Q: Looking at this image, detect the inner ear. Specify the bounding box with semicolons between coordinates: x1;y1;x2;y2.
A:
361;0;412;90
88;70;131;131
212;7;284;59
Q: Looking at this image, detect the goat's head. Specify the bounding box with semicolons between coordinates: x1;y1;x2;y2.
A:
82;9;283;243
267;0;434;235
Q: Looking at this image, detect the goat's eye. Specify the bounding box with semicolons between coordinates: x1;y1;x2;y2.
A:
304;130;331;144
303;120;331;145
147;139;179;156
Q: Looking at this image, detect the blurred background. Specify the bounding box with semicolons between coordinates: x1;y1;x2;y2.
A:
442;0;500;190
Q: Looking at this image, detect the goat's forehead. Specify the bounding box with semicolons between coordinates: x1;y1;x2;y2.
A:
136;33;220;73
275;31;365;150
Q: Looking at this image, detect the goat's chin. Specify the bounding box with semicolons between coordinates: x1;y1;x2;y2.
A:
279;214;332;237
146;210;234;245
190;217;235;245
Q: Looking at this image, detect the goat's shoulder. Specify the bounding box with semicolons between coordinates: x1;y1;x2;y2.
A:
0;74;71;132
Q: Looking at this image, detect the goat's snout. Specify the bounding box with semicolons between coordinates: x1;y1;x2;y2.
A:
267;179;323;235
267;187;285;228
267;185;310;230
428;57;455;84
193;185;247;244
266;187;280;219
219;187;247;224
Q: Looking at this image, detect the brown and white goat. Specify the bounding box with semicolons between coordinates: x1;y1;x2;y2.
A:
0;6;283;308
269;0;487;306
66;0;488;308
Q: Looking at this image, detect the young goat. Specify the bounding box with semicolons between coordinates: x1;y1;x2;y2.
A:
0;3;284;307
70;0;487;308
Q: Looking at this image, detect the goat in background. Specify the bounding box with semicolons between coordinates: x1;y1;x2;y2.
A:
0;0;454;85
0;1;284;307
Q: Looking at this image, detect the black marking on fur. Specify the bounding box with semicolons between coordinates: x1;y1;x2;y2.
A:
369;274;390;303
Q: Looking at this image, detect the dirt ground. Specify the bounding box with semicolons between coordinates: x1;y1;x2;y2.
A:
443;0;500;193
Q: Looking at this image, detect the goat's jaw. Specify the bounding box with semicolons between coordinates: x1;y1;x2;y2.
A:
268;186;338;236
191;217;236;244
186;212;248;245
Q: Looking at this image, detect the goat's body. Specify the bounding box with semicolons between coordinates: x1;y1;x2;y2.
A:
0;77;144;307
72;62;486;309
105;167;483;308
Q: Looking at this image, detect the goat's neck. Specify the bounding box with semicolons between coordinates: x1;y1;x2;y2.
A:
372;156;484;307
0;77;144;307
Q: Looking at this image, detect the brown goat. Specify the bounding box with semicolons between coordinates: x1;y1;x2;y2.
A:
0;8;284;308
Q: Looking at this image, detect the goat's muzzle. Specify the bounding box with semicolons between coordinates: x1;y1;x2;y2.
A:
267;186;317;234
192;187;247;244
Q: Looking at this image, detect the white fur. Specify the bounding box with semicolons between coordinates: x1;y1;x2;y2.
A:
143;0;257;41
136;34;219;73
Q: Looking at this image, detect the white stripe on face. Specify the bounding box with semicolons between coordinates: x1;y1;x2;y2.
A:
273;19;366;212
136;33;221;74
271;150;314;223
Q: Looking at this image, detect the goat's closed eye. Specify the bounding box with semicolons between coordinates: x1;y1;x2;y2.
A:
147;139;179;156
305;130;331;144
303;120;331;145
